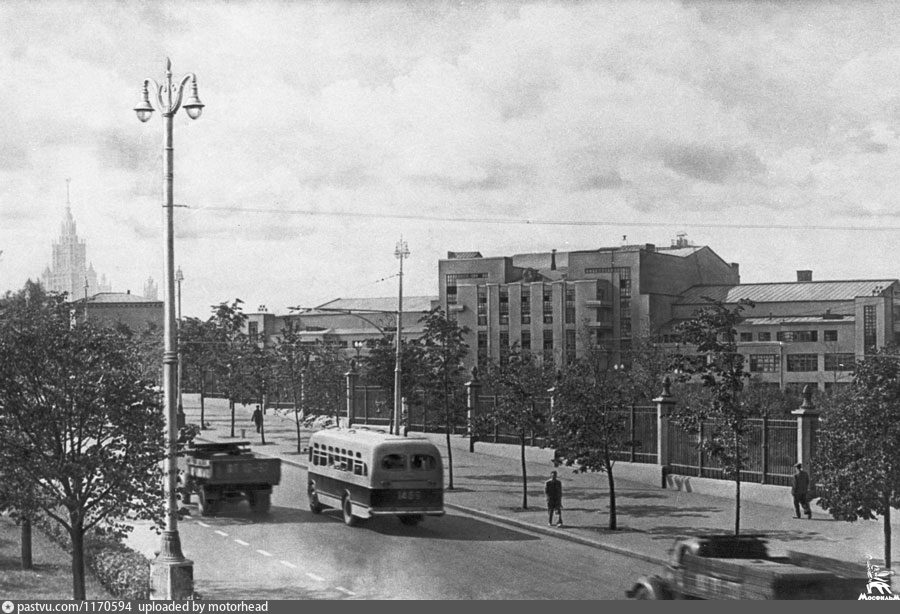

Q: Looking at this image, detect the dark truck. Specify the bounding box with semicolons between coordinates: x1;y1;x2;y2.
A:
626;535;862;600
182;441;281;516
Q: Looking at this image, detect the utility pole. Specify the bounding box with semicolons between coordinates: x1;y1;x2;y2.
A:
394;239;409;435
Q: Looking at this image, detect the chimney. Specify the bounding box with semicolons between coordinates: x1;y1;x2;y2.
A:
730;262;740;279
550;249;557;271
797;270;812;282
126;289;131;294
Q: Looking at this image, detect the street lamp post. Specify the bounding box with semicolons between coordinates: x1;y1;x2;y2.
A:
175;266;185;427
353;339;365;361
394;239;409;436
134;58;204;600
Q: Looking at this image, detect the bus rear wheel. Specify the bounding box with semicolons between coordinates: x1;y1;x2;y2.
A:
398;514;423;526
342;494;359;527
308;484;325;514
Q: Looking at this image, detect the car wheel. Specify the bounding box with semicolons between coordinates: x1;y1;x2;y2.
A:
633;586;654;600
342;493;359;527
197;486;217;517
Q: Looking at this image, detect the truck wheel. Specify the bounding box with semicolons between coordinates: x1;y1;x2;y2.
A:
398;514;423;526
633;586;654;600
342;493;359;527
308;483;325;514
197;486;217;517
250;491;271;514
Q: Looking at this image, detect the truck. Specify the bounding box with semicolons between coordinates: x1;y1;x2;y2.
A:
625;534;863;600
182;441;281;516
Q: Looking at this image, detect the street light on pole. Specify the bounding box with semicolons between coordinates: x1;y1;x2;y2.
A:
134;57;203;600
394;239;409;436
175;266;185;427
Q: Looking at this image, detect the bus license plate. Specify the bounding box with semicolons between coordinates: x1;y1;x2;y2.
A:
397;490;422;501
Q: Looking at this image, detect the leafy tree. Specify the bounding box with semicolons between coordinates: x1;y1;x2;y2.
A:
418;307;469;489
180;316;219;429
671;298;754;536
363;333;427;432
480;351;553;509
553;346;635;530
0;282;165;599
304;340;349;423
210;299;251;437
815;347;900;569
244;342;277;444
273;319;312;453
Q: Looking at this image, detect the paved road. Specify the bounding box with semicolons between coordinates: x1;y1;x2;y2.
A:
133;461;659;599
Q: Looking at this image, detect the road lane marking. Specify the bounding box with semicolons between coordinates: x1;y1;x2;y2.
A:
257;549;273;557
280;561;297;569
214;530;229;537
335;587;355;596
197;521;210;528
234;539;250;546
306;572;324;581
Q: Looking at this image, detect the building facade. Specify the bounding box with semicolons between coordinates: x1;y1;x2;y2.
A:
439;238;741;370
74;291;163;333
668;273;900;393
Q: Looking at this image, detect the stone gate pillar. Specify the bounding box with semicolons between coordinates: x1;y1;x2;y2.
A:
345;359;358;428
465;366;481;452
791;384;819;479
653;376;676;488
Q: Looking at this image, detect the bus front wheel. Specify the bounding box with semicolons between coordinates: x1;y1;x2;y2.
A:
342;494;359;527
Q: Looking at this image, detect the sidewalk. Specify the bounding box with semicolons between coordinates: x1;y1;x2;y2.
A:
183;394;898;568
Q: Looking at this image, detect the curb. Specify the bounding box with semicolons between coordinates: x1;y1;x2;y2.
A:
202;435;668;566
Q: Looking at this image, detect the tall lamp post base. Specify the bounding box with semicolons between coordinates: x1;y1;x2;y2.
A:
149;531;193;600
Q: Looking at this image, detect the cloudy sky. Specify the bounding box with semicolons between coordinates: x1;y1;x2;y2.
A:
3;0;900;318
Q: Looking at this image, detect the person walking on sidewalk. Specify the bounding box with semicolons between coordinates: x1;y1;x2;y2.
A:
545;470;563;527
792;462;812;519
251;405;263;434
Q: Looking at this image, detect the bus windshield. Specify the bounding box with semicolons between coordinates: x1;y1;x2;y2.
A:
411;454;437;470
381;454;406;470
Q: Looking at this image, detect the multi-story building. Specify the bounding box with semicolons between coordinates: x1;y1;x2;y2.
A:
439;237;741;370
669;272;900;393
74;291;163;333
243;296;437;359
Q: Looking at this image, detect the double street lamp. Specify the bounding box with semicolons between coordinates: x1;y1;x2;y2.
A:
134;58;204;600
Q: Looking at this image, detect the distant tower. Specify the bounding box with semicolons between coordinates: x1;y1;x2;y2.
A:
41;179;110;298
144;276;159;301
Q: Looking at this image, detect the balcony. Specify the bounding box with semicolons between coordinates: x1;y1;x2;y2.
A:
585;299;613;308
585;320;614;329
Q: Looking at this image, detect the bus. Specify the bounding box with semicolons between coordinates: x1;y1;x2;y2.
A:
307;427;445;527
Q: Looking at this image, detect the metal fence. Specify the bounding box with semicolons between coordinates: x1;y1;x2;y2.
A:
350;385;470;435
609;406;658;464
667;417;797;486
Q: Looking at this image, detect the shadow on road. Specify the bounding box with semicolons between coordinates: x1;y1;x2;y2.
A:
360;513;541;542
185;505;333;525
613;504;723;519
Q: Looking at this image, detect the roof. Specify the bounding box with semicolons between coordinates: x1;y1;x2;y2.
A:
743;316;856;325
677;280;899;304
86;292;158;304
656;246;705;257
447;251;483;259
314;296;437;313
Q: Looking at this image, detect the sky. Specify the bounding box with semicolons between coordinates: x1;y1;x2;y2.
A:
3;0;900;319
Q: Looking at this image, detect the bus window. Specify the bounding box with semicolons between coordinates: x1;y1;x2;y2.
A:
411;454;437;471
353;460;367;476
381;454;406;470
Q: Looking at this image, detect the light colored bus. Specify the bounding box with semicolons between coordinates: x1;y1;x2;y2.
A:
307;427;444;526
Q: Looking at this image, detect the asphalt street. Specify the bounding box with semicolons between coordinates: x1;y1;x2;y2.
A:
130;460;658;600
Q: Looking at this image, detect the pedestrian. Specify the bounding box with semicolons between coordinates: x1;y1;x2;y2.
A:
545;470;563;527
251;405;263;434
792;462;812;519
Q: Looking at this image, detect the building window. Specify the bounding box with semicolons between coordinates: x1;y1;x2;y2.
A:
521;330;531;352
740;332;752;342
445;272;486;305
248;321;259;344
542;286;553;324
499;287;509;326
757;332;771;341
565;329;576;364
824;353;855;371
823;330;838;342
477;331;487;362
864;305;877;354
749;354;779;373
543;329;554;361
521;287;531;325
777;330;818;343
787;354;818;372
499;331;510;365
477;286;487;326
565;287;576;324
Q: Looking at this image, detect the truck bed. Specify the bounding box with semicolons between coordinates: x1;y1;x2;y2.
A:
185;444;281;485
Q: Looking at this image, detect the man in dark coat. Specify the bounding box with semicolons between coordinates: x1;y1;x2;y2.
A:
792;462;812;519
545;470;563;527
251;405;263;434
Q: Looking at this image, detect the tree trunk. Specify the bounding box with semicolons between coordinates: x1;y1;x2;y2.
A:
70;520;86;600
444;383;454;490
605;457;617;531
230;399;235;437
259;393;266;445
199;373;206;430
734;476;741;537
20;516;32;570
521;433;528;509
293;380;302;454
885;492;892;570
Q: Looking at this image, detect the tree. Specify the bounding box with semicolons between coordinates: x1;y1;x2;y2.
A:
363;333;427;432
418;307;469;490
180;316;218;429
815;346;900;569
304;340;349;423
210;299;251;437
0;282;165;599
480;351;552;509
672;298;754;536
273;320;312;453
244;342;277;444
552;347;635;530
